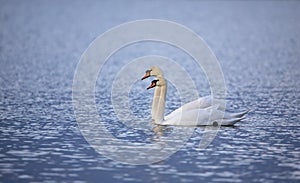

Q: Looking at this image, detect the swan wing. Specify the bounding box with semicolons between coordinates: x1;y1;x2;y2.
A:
163;105;219;126
186;96;225;110
165;96;225;120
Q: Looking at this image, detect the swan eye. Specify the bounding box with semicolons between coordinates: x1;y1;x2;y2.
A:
145;70;151;76
153;79;159;84
146;70;152;76
151;81;157;86
147;79;159;90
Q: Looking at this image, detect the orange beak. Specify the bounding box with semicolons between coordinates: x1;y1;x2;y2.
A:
147;82;156;90
141;70;151;80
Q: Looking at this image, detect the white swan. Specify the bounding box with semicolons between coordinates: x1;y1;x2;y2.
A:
142;66;225;111
145;76;249;126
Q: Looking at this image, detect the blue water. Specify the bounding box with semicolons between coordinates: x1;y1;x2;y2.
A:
1;0;299;182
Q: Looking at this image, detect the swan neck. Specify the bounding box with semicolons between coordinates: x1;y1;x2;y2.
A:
152;84;166;123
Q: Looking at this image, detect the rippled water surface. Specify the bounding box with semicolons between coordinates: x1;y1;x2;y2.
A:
1;1;300;182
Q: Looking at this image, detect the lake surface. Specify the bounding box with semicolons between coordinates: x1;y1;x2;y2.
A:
0;0;299;182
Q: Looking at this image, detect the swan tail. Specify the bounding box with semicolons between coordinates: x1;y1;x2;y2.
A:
219;116;246;126
225;109;251;118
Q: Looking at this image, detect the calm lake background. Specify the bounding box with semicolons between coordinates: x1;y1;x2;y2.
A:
1;0;299;182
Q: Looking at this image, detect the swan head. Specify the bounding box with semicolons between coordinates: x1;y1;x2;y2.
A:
141;66;163;80
147;78;166;90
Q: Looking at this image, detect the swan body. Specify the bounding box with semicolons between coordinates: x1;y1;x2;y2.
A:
164;104;249;125
145;72;249;126
163;106;247;126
